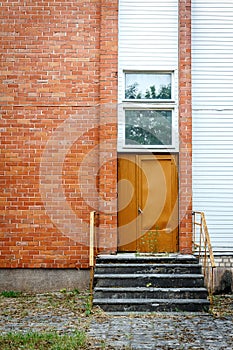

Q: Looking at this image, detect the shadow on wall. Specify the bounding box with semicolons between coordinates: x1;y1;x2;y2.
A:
214;269;233;294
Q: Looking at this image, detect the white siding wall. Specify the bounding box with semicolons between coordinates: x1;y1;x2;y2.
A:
192;1;233;251
118;0;178;99
118;0;179;151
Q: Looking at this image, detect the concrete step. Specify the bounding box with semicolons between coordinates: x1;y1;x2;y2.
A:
94;273;205;288
96;254;199;265
94;287;208;300
93;254;209;312
93;298;210;312
95;263;202;275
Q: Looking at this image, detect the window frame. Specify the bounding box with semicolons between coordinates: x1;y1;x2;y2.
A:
118;70;179;152
124;71;175;103
124;105;175;149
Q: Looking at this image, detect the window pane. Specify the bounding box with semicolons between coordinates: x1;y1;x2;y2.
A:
125;110;172;146
125;73;171;100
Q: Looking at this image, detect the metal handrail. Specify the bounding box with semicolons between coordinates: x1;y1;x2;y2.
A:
89;211;97;301
192;211;216;298
89;211;96;268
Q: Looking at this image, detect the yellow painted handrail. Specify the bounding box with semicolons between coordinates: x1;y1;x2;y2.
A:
89;211;96;303
193;211;216;298
89;211;96;268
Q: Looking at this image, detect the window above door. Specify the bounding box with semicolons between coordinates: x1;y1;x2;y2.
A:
125;72;172;101
125;109;172;147
118;71;179;152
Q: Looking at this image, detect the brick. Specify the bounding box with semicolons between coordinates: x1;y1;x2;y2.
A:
1;0;193;268
0;0;118;268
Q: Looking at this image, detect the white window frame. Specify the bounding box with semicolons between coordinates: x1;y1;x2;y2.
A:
118;70;179;153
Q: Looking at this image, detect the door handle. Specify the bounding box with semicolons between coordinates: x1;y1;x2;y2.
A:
138;207;143;214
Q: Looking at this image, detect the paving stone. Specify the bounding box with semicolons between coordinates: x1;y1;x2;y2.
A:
0;294;232;349
88;314;233;349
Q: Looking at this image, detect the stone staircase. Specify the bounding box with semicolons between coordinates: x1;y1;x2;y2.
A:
93;254;210;312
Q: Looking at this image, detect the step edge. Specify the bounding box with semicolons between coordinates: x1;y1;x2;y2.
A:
97;254;196;259
94;273;205;278
94;287;208;291
95;263;202;267
97;257;198;262
93;298;210;304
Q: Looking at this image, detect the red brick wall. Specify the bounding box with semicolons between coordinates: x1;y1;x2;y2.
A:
178;0;193;254
0;0;118;268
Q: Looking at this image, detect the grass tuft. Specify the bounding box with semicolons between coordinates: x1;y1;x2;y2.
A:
0;291;22;298
0;331;87;350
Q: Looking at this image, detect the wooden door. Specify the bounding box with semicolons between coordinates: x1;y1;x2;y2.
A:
118;154;178;252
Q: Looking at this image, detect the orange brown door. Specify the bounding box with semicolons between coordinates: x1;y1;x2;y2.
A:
118;154;178;253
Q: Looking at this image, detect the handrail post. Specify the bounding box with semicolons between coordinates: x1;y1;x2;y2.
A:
192;211;196;252
89;211;95;268
199;213;202;259
89;211;96;305
192;211;216;301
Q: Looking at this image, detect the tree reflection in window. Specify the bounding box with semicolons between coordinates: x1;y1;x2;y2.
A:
125;110;172;146
125;73;171;100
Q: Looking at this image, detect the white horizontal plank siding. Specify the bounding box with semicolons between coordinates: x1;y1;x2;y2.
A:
118;0;178;102
192;1;233;109
192;1;233;252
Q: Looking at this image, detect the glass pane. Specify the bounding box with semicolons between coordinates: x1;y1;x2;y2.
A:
125;110;172;146
125;73;171;100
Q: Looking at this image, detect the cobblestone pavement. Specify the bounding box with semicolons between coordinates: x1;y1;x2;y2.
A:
0;292;232;349
89;313;233;350
0;292;89;335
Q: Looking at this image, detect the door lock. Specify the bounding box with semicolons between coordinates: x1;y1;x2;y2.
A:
138;207;143;214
